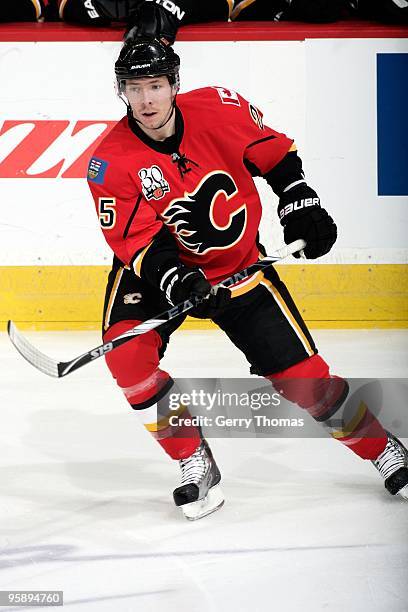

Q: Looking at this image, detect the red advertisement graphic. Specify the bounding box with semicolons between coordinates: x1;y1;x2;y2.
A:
0;121;116;178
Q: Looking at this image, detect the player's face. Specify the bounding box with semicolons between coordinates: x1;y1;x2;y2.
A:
125;76;175;131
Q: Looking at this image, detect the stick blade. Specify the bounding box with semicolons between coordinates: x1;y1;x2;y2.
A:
7;320;60;378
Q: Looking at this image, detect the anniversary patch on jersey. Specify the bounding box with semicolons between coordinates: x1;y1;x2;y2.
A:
138;165;170;201
88;157;109;184
162;171;247;255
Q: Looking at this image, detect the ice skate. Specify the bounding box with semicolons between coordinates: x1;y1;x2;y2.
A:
372;432;408;500
173;439;224;520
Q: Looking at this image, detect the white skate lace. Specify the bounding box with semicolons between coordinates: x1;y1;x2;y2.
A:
179;445;208;486
373;436;407;480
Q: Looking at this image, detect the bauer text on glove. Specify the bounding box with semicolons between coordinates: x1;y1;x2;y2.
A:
277;184;337;259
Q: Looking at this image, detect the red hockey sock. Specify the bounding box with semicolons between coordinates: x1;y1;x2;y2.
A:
103;321;201;460
269;355;387;460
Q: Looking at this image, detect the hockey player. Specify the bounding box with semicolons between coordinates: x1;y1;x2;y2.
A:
125;0;406;43
87;37;408;520
40;1;406;32
42;0;228;30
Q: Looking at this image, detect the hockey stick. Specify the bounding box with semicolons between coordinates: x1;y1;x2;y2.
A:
7;239;306;378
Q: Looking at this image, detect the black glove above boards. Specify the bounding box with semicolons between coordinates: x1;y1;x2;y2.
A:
126;1;180;44
277;184;337;259
125;0;230;43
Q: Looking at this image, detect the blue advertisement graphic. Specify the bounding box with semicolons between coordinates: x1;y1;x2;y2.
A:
377;53;408;197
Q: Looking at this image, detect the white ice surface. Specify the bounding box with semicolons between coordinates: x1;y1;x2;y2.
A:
0;329;407;611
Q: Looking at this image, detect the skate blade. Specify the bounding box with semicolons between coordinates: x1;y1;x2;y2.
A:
181;485;224;521
397;484;408;500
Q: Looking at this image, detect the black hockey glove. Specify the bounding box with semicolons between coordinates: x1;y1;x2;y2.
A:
278;184;337;259
126;1;180;44
160;265;231;318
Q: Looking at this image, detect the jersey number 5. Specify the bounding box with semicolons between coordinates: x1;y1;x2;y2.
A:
98;198;116;229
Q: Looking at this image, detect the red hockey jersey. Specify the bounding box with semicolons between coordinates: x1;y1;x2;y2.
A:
87;86;293;285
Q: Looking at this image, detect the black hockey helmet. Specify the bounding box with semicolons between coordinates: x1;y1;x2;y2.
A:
115;37;180;93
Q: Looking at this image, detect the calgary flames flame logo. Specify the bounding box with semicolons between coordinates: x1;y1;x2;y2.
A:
162;171;247;255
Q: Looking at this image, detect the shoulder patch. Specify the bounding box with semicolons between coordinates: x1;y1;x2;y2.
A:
87;157;109;184
213;86;241;107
